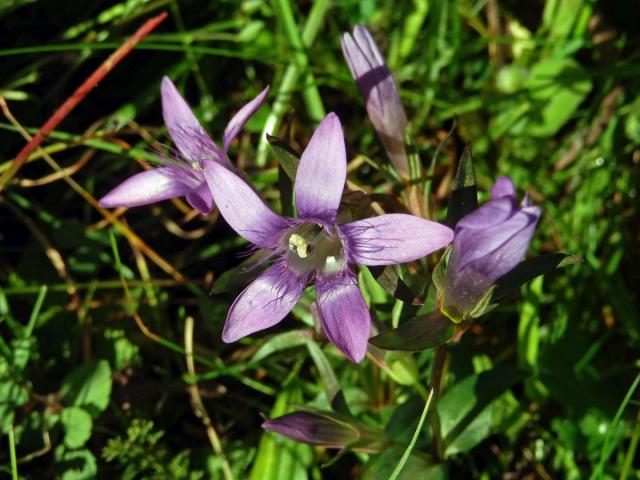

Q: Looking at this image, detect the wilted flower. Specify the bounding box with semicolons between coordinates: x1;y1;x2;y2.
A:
441;176;541;321
204;113;453;362
99;77;269;214
341;26;409;177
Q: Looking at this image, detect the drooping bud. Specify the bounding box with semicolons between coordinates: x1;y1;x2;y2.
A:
341;26;409;177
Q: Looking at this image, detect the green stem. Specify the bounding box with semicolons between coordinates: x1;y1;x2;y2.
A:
9;426;18;480
620;407;640;480
256;0;330;166
389;387;435;480
428;344;448;460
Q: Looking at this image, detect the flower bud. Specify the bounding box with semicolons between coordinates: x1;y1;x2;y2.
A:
341;26;409;177
262;410;387;451
262;412;359;448
441;176;541;321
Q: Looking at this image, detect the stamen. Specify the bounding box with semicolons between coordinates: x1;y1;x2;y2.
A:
288;233;310;258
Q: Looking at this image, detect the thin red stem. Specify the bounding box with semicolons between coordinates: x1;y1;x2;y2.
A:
0;11;168;190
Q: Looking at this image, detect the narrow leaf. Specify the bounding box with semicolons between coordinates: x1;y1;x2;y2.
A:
267;133;300;181
492;253;583;302
438;367;521;455
366;265;419;304
446;144;477;227
369;312;454;351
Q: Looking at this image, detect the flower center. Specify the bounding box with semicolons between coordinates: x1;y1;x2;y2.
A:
284;224;345;276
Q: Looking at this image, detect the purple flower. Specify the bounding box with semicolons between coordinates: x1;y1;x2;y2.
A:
204;113;453;362
99;77;269;214
262;412;359;448
441;177;542;321
341;26;409;177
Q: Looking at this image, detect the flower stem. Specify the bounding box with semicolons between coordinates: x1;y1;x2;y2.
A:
428;344;448;460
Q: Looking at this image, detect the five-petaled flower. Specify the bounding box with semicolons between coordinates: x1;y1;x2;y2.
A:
341;26;409;177
441;176;542;321
99;76;269;214
204;113;453;362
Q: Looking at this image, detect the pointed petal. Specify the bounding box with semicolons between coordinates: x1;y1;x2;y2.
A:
99;167;193;208
315;272;370;363
223;85;270;152
203;160;288;247
455;197;514;230
222;263;306;342
452;206;541;273
491;176;516;200
295;113;346;223
341;214;453;266
161;77;222;162
186;181;214;214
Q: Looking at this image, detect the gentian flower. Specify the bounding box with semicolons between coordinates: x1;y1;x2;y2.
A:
441;177;542;321
99;77;269;214
341;26;409;177
204;113;453;362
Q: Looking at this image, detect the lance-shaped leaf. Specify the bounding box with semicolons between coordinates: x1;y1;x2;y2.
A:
267;133;301;181
438;367;521;456
369;312;454;351
491;252;583;302
366;265;420;304
447;144;478;227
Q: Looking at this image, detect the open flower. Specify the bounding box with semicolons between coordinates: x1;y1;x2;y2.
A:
99;77;269;214
341;26;409;177
441;176;542;321
204;113;453;362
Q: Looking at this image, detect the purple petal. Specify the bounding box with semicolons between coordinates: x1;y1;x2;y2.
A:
491;176;516;200
185;182;214;215
99;167;193;208
452;206;538;272
295;113;346;223
203;160;288;247
467;206;541;281
223;85;270;153
161;77;223;163
315;271;370;363
340;214;453;266
455;197;514;230
222;263;306;342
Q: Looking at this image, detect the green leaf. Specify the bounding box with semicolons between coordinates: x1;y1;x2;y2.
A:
60;407;93;449
524;58;593;137
369;312;454;351
60;360;112;417
366;265;419;304
249;389;313;480
267;133;300;181
446;144;477;227
361;447;446;480
54;445;97;480
438;367;521;455
252;330;312;362
492;253;583;302
0;376;29;434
